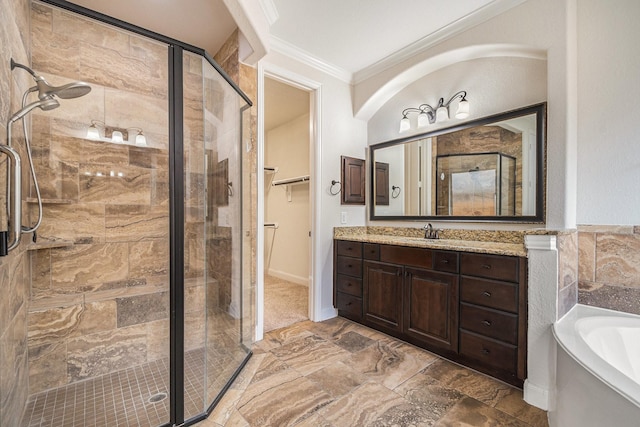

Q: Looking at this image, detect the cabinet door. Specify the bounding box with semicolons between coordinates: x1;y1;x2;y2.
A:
403;267;459;352
363;261;403;333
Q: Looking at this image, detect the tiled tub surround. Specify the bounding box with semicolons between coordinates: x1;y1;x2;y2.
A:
578;225;640;315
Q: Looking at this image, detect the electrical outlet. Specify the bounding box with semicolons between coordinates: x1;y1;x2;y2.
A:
341;212;347;224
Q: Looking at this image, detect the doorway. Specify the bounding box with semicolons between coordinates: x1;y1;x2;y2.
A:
262;77;312;332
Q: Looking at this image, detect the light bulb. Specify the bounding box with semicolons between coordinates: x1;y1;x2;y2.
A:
399;117;411;133
87;124;100;140
455;99;470;119
135;131;147;146
111;130;123;143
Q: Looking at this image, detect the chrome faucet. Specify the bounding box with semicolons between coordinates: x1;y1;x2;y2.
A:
424;223;439;239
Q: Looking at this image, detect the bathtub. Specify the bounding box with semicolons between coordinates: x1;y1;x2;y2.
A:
552;304;640;427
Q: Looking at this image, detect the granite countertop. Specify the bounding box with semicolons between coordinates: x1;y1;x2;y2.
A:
332;226;571;257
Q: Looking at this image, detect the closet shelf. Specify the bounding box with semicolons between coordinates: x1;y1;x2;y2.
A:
272;175;310;186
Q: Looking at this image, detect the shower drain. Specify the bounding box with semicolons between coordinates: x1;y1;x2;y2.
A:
148;392;168;403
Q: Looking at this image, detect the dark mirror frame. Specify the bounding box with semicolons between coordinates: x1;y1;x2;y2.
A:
369;103;546;223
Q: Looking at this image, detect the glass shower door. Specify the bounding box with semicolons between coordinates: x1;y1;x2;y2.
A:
182;51;251;422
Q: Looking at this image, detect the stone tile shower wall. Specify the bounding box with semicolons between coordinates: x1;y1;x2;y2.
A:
578;225;640;315
26;2;172;393
0;0;31;422
557;231;578;319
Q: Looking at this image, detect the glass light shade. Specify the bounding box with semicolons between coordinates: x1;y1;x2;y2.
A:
455;99;470;119
436;106;449;122
135;131;147;146
111;130;124;143
417;112;429;128
399;117;411;133
86;124;100;140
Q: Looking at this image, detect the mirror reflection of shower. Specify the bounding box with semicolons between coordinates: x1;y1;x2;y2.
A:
2;59;91;254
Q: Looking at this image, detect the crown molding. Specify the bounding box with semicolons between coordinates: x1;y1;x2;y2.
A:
259;0;279;25
270;35;353;83
353;0;529;84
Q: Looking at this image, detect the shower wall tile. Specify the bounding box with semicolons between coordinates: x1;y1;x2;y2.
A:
84;275;166;304
1;0;31;417
116;291;169;328
38;203;106;244
578;225;640;315
79;163;151;204
54;8;130;53
31;24;82;81
129;240;169;277
35;160;79;200
28;338;67;393
129;146;169;169
105;204;168;242
50;242;129;291
78;139;130;166
66;325;147;381
150;168;170;206
145;318;170;361
105;88;169;135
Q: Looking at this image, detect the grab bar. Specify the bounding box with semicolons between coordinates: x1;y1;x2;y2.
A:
0;144;21;255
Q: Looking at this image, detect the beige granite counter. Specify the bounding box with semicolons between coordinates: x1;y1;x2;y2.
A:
334;226;574;258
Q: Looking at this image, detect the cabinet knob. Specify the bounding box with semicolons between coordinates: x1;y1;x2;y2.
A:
346;302;352;306
482;320;492;326
482;264;492;269
348;264;352;268
481;348;490;355
482;291;492;297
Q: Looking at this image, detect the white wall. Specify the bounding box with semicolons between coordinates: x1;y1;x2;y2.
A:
265;113;310;284
259;50;368;321
576;0;640;225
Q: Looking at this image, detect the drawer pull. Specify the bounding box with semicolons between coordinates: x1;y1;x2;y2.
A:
346;302;352;306
348;264;352;268
347;247;352;251
482;264;492;269
482;291;492;297
441;259;449;264
481;348;490;355
482;320;492;326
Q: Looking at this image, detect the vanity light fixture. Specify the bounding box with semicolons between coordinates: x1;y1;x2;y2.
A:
86;120;147;146
399;90;469;133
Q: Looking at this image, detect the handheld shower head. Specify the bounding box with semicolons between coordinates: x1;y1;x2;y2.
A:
9;98;60;124
34;77;92;99
10;58;92;100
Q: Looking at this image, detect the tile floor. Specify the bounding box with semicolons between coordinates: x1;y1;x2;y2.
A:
197;317;549;427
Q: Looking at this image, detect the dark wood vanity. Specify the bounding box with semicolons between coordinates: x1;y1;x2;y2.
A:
334;238;527;387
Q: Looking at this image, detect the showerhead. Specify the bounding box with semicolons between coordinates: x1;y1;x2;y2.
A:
9;98;60;124
11;58;92;100
34;77;92;99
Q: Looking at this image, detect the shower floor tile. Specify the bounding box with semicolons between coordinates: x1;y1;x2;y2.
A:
21;339;248;427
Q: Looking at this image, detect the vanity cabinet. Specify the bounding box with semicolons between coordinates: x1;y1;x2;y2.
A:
334;239;527;387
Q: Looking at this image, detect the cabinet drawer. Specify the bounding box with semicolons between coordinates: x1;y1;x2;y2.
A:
460;330;517;373
460;276;518;313
460;253;519;282
336;292;362;318
336;256;362;278
363;243;380;260
336;274;362;297
380;245;433;270
460;303;517;344
337;240;363;258
434;251;459;273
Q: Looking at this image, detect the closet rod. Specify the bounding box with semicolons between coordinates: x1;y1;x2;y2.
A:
272;175;310;186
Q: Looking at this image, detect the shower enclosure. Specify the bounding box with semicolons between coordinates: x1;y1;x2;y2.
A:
9;1;252;426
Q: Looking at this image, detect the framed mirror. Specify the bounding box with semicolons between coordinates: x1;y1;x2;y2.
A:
370;103;546;222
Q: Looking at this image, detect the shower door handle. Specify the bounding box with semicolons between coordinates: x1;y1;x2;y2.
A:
0;144;21;254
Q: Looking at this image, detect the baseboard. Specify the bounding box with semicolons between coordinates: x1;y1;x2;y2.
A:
267;268;309;286
524;379;551;410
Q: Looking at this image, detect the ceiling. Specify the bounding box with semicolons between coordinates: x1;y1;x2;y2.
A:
268;0;497;75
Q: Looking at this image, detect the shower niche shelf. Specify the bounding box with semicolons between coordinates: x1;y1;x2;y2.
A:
26;197;74;204
26;237;74;251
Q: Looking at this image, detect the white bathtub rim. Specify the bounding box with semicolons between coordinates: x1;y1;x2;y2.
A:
553;304;640;409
